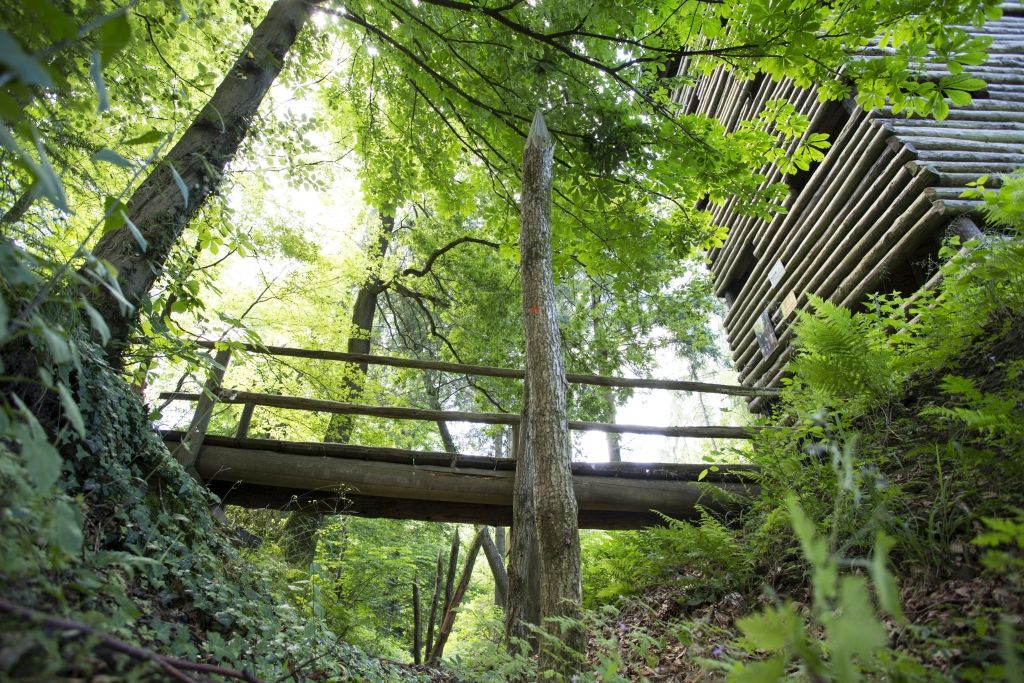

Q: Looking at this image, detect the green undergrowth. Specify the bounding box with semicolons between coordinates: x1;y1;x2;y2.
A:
0;257;423;681
561;174;1024;682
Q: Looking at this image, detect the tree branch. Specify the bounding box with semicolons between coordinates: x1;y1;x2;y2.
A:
401;236;499;278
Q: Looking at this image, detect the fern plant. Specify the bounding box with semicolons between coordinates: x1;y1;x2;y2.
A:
787;295;900;414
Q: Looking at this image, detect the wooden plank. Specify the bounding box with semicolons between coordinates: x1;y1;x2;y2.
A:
190;341;776;397
158;390;760;439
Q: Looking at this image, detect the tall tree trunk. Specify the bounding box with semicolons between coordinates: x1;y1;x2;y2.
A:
518;110;583;677
87;0;315;358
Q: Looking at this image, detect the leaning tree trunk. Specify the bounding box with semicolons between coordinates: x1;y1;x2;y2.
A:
282;214;395;567
87;0;315;359
518;110;583;678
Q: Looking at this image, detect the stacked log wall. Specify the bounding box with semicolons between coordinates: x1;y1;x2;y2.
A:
675;4;1024;408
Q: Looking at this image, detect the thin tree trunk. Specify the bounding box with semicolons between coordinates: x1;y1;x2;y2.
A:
325;213;396;441
424;370;457;453
519;110;583;678
87;0;315;358
480;527;508;609
412;578;423;665
443;529;460;613
428;528;485;664
425;549;444;656
0;187;33;227
283;214;394;567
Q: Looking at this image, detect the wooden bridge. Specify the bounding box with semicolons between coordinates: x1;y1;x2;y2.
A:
160;343;772;529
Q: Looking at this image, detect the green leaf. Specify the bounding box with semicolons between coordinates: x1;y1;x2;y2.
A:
737;603;800;652
0;291;8;337
52;499;83;556
98;11;132;66
80;299;111;346
21;430;62;491
92;149;132;169
728;655;788;683
34;0;77;41
826;576;888;673
122;211;147;251
946;89;972;107
870;532;906;622
0;30;54;88
124;129;166;146
90;50;109;113
168;163;189;206
56;382;85;437
102;196;127;235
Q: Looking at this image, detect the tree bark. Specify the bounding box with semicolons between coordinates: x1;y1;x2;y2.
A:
518;110;583;677
87;0;315;358
506;395;540;646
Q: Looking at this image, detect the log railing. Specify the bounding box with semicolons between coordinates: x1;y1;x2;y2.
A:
162;342;771;474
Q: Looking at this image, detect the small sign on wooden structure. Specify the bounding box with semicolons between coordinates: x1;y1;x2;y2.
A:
753;309;779;358
768;259;786;287
780;290;799;318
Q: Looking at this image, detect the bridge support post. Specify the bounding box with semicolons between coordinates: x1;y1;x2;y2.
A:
172;347;231;479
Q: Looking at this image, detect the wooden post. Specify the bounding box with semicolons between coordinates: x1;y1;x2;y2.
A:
517;110;583;676
235;401;255;438
172;347;231;479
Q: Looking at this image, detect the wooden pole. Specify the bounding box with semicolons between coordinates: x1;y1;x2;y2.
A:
171;347;232;479
519;109;584;676
159;390;759;439
190;340;776;397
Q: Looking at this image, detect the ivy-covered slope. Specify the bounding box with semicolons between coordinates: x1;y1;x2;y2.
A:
0;276;422;681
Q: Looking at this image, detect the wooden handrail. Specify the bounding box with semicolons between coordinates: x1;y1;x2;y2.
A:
159;390;760;439
191;340;778;398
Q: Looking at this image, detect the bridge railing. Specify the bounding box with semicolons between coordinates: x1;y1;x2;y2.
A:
159;341;777;472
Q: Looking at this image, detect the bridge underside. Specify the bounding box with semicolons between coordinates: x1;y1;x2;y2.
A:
164;432;758;530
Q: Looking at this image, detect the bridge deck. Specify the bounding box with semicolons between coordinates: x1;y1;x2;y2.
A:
163;432;758;530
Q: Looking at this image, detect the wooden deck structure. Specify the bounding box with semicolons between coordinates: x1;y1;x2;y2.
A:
160;343;768;529
673;3;1024;408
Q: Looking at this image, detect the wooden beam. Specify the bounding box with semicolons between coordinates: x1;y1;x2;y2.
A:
190;340;777;397
158;391;760;439
206;482;695;529
161;432;759;482
192;444;756;519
